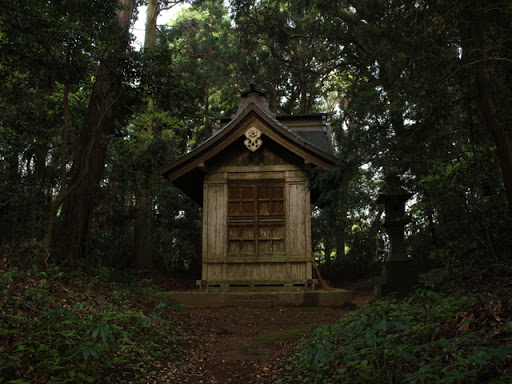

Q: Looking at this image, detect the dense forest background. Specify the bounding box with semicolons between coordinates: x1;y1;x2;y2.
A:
1;1;512;383
1;0;510;279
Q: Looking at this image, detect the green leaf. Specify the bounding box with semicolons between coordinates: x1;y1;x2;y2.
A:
91;327;99;340
82;347;98;361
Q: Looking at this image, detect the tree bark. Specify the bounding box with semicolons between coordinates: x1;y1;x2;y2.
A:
144;0;158;56
44;37;72;259
134;174;153;270
270;52;279;113
44;77;70;260
299;59;307;114
58;0;135;263
133;0;158;270
313;259;333;291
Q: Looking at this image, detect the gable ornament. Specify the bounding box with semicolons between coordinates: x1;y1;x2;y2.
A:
244;126;263;152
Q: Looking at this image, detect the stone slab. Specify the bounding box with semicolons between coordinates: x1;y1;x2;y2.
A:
162;289;352;309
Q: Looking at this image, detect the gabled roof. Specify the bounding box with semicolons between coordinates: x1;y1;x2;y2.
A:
159;101;336;205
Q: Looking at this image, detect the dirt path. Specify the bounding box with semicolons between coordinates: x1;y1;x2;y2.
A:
153;279;376;383
166;306;350;384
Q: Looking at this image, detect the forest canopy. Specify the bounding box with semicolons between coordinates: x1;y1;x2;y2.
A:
1;1;512;383
0;0;511;277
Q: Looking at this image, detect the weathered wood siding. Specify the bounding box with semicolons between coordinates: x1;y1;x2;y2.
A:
202;182;227;261
200;123;314;285
286;180;311;258
203;262;308;282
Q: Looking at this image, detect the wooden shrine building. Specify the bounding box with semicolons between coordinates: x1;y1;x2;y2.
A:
160;83;336;293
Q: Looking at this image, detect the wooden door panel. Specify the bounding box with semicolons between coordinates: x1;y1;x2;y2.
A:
273;240;285;253
242;201;255;215
271;201;284;214
227;181;285;256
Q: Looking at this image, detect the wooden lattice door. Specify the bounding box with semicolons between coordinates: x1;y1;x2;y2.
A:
227;181;285;256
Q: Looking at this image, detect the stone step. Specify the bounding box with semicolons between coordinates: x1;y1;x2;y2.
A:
163;290;352;309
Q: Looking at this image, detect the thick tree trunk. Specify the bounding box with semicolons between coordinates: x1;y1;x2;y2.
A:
144;0;158;54
472;10;512;218
133;0;158;270
59;64;115;263
57;0;135;263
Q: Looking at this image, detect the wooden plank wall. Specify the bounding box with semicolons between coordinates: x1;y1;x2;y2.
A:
202;166;313;283
203;182;227;261
204;262;308;282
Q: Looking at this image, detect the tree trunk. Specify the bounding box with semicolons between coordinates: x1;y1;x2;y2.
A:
334;169;351;266
204;84;210;135
134;173;153;270
44;67;70;259
133;0;158;270
57;0;135;264
335;217;346;265
270;52;279;113
313;260;333;291
299;60;307;114
144;0;158;55
472;9;512;218
323;238;333;266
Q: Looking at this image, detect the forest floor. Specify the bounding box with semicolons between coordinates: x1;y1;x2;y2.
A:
145;275;375;384
0;255;375;384
3;256;512;383
165;306;345;383
3;255;511;383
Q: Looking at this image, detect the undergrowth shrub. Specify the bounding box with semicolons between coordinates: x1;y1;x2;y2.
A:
286;289;512;384
0;263;184;383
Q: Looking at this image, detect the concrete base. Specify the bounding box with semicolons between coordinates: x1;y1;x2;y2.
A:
163;289;352;309
196;279;318;293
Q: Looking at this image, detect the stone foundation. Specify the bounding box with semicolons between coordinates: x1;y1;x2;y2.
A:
163;289;352;309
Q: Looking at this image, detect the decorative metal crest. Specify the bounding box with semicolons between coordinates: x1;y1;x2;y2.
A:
244;127;263;152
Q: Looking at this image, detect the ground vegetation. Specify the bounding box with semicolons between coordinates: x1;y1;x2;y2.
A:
1;0;511;382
